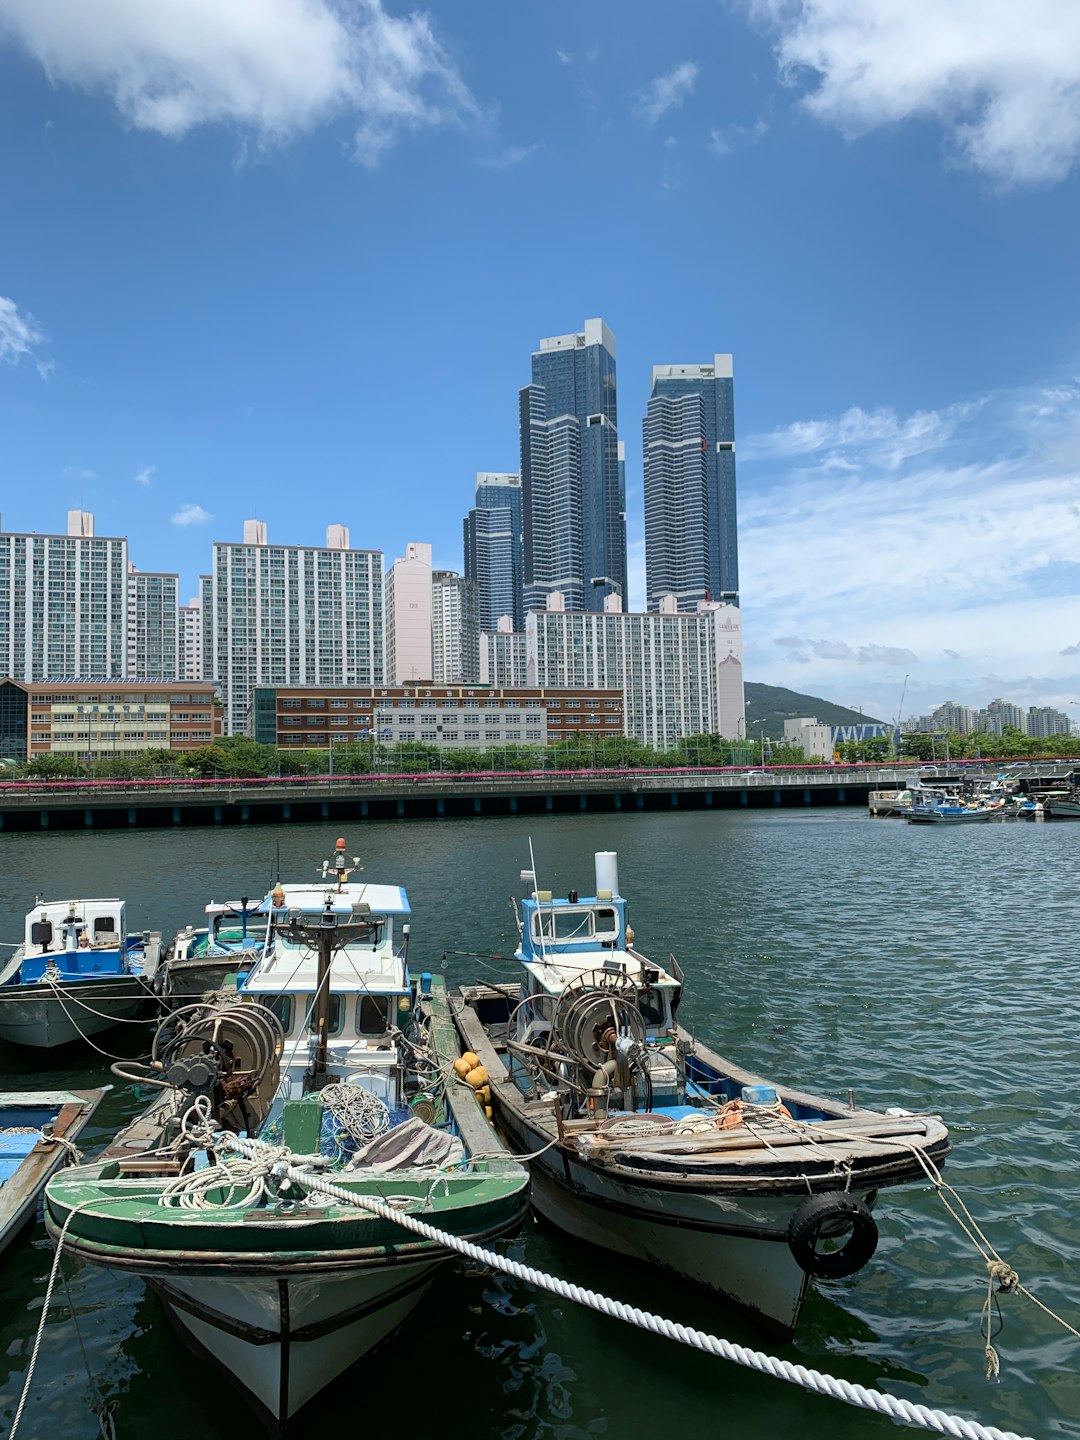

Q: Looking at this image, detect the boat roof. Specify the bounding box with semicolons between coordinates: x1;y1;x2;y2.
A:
521;949;679;997
258;881;410;917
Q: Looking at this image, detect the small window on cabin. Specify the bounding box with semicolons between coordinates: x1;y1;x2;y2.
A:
638;989;667;1029
93;917;117;938
264;995;294;1034
308;995;344;1035
593;908;617;939
350;916;385;948
357;996;388;1035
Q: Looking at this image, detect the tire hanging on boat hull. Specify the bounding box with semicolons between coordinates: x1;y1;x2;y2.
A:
786;1194;878;1279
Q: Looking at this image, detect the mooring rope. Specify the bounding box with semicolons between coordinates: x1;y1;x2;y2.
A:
210;1130;1032;1440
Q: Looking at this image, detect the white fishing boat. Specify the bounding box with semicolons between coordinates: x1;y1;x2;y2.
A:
46;841;528;1432
160;896;268;1002
451;850;950;1337
0;898;161;1050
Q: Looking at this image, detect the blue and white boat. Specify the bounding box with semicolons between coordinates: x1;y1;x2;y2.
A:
0;1088;106;1255
160;896;268;1003
906;785;1000;824
0;898;161;1049
451;851;951;1337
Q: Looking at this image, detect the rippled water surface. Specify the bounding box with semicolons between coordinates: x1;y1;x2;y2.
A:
1;810;1077;1439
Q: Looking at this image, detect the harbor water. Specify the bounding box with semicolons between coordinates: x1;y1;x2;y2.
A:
1;810;1077;1439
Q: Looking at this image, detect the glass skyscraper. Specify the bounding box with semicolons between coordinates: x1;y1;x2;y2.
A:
520;318;626;612
643;355;739;612
463;472;523;631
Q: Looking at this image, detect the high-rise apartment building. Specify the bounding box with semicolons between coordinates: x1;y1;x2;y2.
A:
0;511;128;680
126;566;179;680
480;616;528;688
520;318;626;612
384;542;433;685
432;570;480;684
209;521;383;734
1026;705;1070;738
643;356;739;612
178;596;203;681
527;593;744;747
463;472;523;630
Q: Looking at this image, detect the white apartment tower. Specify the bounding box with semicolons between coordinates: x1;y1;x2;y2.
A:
178;596;203;681
126;566;180;679
384;542;433;684
0;510;128;680
527;595;744;747
480;615;529;688
210;521;384;734
432;570;480;684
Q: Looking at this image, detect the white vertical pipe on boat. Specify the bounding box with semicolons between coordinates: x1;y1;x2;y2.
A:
594;852;620;897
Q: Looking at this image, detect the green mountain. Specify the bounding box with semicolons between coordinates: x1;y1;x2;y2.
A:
745;682;886;738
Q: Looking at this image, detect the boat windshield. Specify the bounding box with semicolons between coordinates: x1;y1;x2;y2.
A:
532;906;618;945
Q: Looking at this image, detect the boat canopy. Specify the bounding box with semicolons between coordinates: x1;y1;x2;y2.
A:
517;893;679;998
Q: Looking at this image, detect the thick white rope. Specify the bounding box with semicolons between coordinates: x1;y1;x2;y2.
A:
215;1131;1032;1440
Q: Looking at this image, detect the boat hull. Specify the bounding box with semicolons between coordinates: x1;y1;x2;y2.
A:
0;980;150;1049
906;809;997;824
153;1258;438;1430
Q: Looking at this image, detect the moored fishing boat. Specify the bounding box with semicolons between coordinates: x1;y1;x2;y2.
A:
0;1089;106;1256
0;898;161;1049
44;841;529;1432
159;895;267;1002
451;850;950;1337
906;785;1001;824
1044;789;1080;818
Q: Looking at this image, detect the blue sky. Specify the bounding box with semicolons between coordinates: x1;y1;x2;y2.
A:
1;0;1079;723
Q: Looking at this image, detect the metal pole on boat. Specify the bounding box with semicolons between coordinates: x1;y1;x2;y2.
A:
309;898;335;1092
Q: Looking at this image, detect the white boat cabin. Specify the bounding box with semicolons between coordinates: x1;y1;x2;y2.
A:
240;878;412;1102
515;852;681;1043
15;899;132;982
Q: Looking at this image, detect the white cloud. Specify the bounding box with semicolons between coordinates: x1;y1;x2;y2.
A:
709;117;768;156
0;294;46;367
555;49;572;67
635;61;699;125
0;0;482;164
477;143;539;170
740;378;1080;712
751;0;1080;185
171;502;212;527
134;465;155;486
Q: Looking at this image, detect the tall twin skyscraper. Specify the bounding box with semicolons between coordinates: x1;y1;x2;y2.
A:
464;318;739;626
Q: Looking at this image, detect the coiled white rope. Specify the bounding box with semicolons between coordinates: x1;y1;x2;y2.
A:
216;1131;1032;1440
321;1084;391;1144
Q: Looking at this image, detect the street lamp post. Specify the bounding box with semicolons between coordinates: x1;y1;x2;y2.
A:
750;719;767;768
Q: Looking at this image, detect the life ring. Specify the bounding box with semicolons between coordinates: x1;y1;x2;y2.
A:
786;1193;878;1279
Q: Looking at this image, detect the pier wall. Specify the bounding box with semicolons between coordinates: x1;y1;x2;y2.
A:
0;768;923;832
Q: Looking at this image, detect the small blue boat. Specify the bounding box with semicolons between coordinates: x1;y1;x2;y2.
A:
0;898;161;1050
0;1089;106;1256
906;785;1000;824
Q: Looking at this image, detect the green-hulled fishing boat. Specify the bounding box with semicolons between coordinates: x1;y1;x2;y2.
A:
44;842;529;1433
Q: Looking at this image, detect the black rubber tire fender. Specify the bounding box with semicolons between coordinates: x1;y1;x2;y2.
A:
786;1193;878;1279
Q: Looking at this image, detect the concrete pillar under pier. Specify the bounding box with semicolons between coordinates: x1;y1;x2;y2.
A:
361;800;369;818
128;807;137;826
803;788;811;805
670;793;679;808
838;788;846;804
509;796;517;813
84;808;93;828
772;790;781;805
636;793;644;810
40;810;49;829
545;794;553;812
437;797;445;816
740;790;748;806
282;802;291;821
321;801;330;819
579;794;587;811
614;793;622;810
398;799;406;818
214;805;223;825
172;806;182;825
240;804;250;823
705;791;713;807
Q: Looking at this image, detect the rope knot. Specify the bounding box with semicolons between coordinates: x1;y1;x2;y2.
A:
987;1259;1019;1293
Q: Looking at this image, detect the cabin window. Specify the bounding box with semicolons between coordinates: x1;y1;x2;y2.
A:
307;995;344;1035
356;996;389;1035
638;989;667;1028
93;917;117;939
264;995;294;1034
350;917;386;949
532;906;619;944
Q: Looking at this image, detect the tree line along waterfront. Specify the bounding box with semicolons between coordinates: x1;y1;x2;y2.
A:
6;726;1080;782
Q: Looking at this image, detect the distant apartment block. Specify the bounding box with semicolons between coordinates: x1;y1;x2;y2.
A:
782;717;895;757
126;566;179;680
432;570;480;684
1026;705;1071;738
464;472;523;631
178;595;203;681
209;521;383;734
0;511;128;681
644;356;739;611
0;678;221;764
384;542;432;685
527;593;744;748
251;683;623;751
480;616;528;688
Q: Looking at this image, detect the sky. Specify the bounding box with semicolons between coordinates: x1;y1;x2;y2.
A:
1;0;1079;725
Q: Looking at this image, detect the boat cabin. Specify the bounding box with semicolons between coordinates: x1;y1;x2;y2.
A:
240;879;412;1102
15;899;133;982
516;888;681;1040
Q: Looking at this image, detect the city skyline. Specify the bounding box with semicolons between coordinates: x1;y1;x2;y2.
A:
1;4;1079;719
